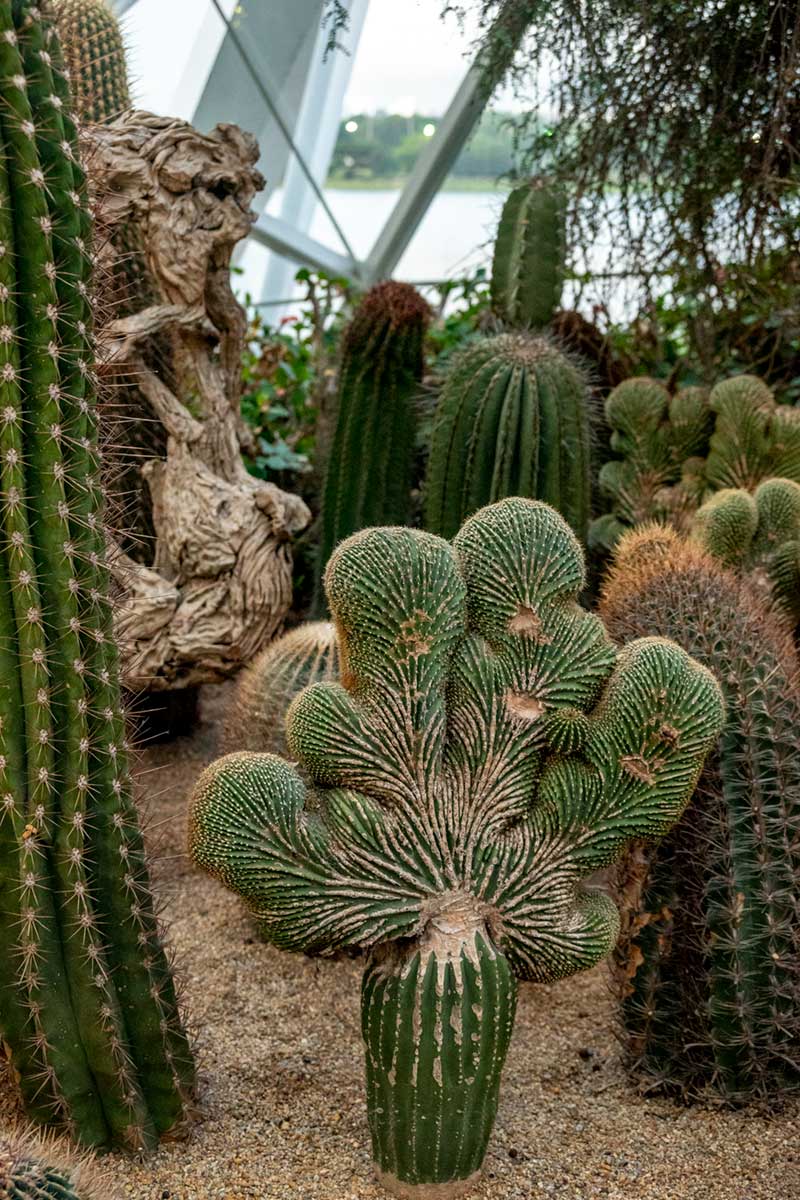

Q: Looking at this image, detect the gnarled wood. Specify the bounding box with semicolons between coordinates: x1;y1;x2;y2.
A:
85;112;309;692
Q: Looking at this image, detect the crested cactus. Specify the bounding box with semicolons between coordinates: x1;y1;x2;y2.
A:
189;497;723;1196
601;527;800;1102
0;1130;113;1200
53;0;130;123
223;621;340;756
490;178;566;328
425;333;592;542
0;1;193;1148
318;281;431;590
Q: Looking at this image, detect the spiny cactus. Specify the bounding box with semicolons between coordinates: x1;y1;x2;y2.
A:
601;527;800;1103
702;374;800;492
0;1130;113;1200
189;497;723;1196
223;621;339;756
0;1;193;1148
53;0;130;123
491;178;566;328
318;281;431;594
425;333;592;542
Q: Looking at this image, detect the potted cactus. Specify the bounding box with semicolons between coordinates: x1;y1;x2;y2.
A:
189;497;723;1197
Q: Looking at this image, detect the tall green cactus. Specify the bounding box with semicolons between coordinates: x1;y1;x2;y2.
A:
224;620;340;756
491;178;566;328
425;333;592;542
602;526;800;1103
0;1131;112;1200
189;497;723;1196
318;281;430;590
0;1;193;1148
53;0;130;123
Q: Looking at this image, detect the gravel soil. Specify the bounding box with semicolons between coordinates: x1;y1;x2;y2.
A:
2;684;798;1200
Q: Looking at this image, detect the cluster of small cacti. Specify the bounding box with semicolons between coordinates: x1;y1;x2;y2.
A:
54;0;130;123
223;621;339;756
317;280;431;598
592;373;800;551
602;526;800;1102
0;1130;112;1200
189;497;723;1194
0;0;193;1148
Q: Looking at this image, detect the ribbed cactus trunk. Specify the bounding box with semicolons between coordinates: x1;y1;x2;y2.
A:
318;281;430;591
0;1;193;1148
602;527;800;1102
363;926;516;1198
490;178;566;329
425;333;591;541
53;0;131;122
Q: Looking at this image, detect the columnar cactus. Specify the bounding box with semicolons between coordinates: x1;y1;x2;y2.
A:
0;1130;113;1200
189;497;723;1196
53;0;130;122
602;527;800;1102
0;1;193;1148
224;621;340;756
490;178;566;328
318;281;431;589
425;333;592;542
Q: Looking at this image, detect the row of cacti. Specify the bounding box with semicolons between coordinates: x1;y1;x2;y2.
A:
0;0;193;1150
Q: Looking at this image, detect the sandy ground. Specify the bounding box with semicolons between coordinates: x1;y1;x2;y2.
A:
2;683;799;1200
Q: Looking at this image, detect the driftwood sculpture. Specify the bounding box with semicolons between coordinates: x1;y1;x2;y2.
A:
83;112;309;693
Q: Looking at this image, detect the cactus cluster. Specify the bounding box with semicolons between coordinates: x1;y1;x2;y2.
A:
0;1;193;1148
425;333;592;542
53;0;130;123
223;621;340;757
490;178;566;329
189;497;722;1195
602;527;800;1102
0;1130;112;1200
591;372;800;551
318;281;431;594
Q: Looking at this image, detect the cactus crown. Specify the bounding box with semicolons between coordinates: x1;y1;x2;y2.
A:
53;0;131;123
0;1130;113;1200
191;498;723;980
344;279;431;353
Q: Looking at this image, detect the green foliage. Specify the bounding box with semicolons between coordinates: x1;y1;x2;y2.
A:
491;177;566;328
0;1;193;1148
317;280;431;590
189;496;722;1191
603;526;800;1103
53;0;130;123
425;332;592;542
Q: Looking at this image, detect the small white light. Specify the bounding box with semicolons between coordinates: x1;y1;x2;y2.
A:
422;123;436;137
345;119;359;133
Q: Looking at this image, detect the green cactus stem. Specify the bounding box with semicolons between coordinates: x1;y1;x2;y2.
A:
602;526;800;1103
0;1;193;1149
53;0;131;123
223;621;340;756
189;497;722;1196
490;178;566;328
317;281;431;592
425;333;592;542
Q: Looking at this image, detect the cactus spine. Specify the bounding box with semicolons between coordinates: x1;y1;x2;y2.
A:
318;281;430;584
224;621;340;756
490;178;566;328
0;2;193;1148
189;497;723;1195
425;333;592;542
0;1130;114;1200
53;0;130;123
601;527;800;1102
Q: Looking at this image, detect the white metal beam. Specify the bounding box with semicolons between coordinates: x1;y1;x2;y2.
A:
250;213;360;281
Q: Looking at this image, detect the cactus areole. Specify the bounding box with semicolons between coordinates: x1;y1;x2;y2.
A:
189;498;723;1197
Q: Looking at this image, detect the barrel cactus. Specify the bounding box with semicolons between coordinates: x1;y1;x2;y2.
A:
53;0;130;123
318;281;431;590
224;621;340;756
602;526;800;1103
0;1131;112;1200
189;497;723;1196
490;177;566;328
425;333;592;542
0;1;193;1147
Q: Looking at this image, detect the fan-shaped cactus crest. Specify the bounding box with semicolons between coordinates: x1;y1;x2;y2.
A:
189;497;723;1198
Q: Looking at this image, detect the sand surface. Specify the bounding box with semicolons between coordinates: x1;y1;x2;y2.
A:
2;684;798;1199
